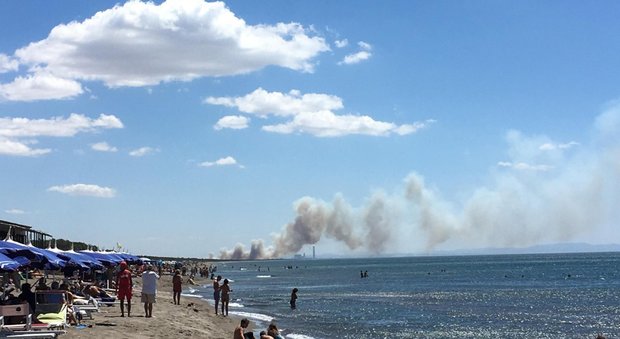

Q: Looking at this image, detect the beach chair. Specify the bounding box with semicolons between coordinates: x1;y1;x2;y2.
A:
0;303;31;331
32;292;67;330
71;298;99;320
0;304;66;338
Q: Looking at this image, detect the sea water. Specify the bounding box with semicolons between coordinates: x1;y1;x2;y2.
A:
184;252;620;338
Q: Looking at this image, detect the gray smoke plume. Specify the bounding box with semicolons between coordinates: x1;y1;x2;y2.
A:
218;104;620;259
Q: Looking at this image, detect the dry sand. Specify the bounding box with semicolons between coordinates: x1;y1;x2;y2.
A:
64;274;247;339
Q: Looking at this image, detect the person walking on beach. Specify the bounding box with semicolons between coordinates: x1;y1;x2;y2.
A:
290;288;298;309
220;278;231;316
115;261;133;317
213;275;222;315
172;269;182;305
141;265;160;318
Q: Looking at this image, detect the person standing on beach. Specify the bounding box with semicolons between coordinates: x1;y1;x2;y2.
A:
213;275;222;315
290;288;298;309
220;278;231;316
141;265;160;318
172;269;182;305
115;261;133;317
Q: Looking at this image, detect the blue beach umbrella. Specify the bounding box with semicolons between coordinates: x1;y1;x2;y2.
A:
0;252;27;271
0;232;66;269
112;252;142;265
79;250;124;267
47;244;103;270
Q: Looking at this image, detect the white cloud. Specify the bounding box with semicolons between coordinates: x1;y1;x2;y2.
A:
497;161;553;172
0;138;51;157
4;209;25;215
339;41;373;65
129;147;158;157
214;115;250;130
0;72;83;101
10;0;329;91
0;113;123;138
91;141;118;152
263;111;431;137
0;54;18;73
335;39;348;48
199;156;241;168
0;113;123;157
48;183;116;198
205;88;343;117
539;141;580;151
206;88;431;137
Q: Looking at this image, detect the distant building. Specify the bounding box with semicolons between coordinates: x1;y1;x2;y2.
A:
0;219;53;247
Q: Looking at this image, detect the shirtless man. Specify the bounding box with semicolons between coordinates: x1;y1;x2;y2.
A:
234;318;250;339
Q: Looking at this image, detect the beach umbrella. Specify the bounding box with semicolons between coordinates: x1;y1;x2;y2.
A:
79;250;124;267
0;252;27;271
113;252;143;265
46;241;103;270
0;229;66;269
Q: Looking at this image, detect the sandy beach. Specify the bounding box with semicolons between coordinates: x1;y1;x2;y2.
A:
64;274;243;339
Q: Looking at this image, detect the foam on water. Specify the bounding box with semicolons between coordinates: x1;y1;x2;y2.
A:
285;334;316;339
229;311;273;323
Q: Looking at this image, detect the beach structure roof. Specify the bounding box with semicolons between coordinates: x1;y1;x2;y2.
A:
0;219;52;248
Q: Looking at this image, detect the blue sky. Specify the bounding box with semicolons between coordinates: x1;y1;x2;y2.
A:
1;0;619;258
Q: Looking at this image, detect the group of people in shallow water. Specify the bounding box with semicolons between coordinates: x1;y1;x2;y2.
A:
234;318;285;339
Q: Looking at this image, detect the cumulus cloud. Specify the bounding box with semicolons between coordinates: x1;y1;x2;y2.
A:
199;156;242;168
263;111;432;137
334;39;348;48
91;141;118;152
48;184;116;198
205;88;343;118
0;72;83;101
214;115;250;130
339;41;373;65
3;0;328;99
206;88;430;137
218;103;620;259
0;113;123;157
129;146;158;157
0;54;18;73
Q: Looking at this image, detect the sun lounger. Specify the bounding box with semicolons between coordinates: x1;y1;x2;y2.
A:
33;292;68;330
0;303;31;331
71;299;99;320
0;304;64;337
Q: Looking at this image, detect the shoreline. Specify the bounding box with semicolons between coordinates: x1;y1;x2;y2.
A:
64;274;249;339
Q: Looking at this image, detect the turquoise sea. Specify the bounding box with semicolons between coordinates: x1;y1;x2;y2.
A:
184;252;620;338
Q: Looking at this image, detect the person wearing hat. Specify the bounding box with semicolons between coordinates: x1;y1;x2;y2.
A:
115;261;133;317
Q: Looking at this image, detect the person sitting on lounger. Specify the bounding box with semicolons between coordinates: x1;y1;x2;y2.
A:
18;283;36;314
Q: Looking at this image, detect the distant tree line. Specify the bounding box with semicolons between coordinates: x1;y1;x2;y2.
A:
55;239;99;251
